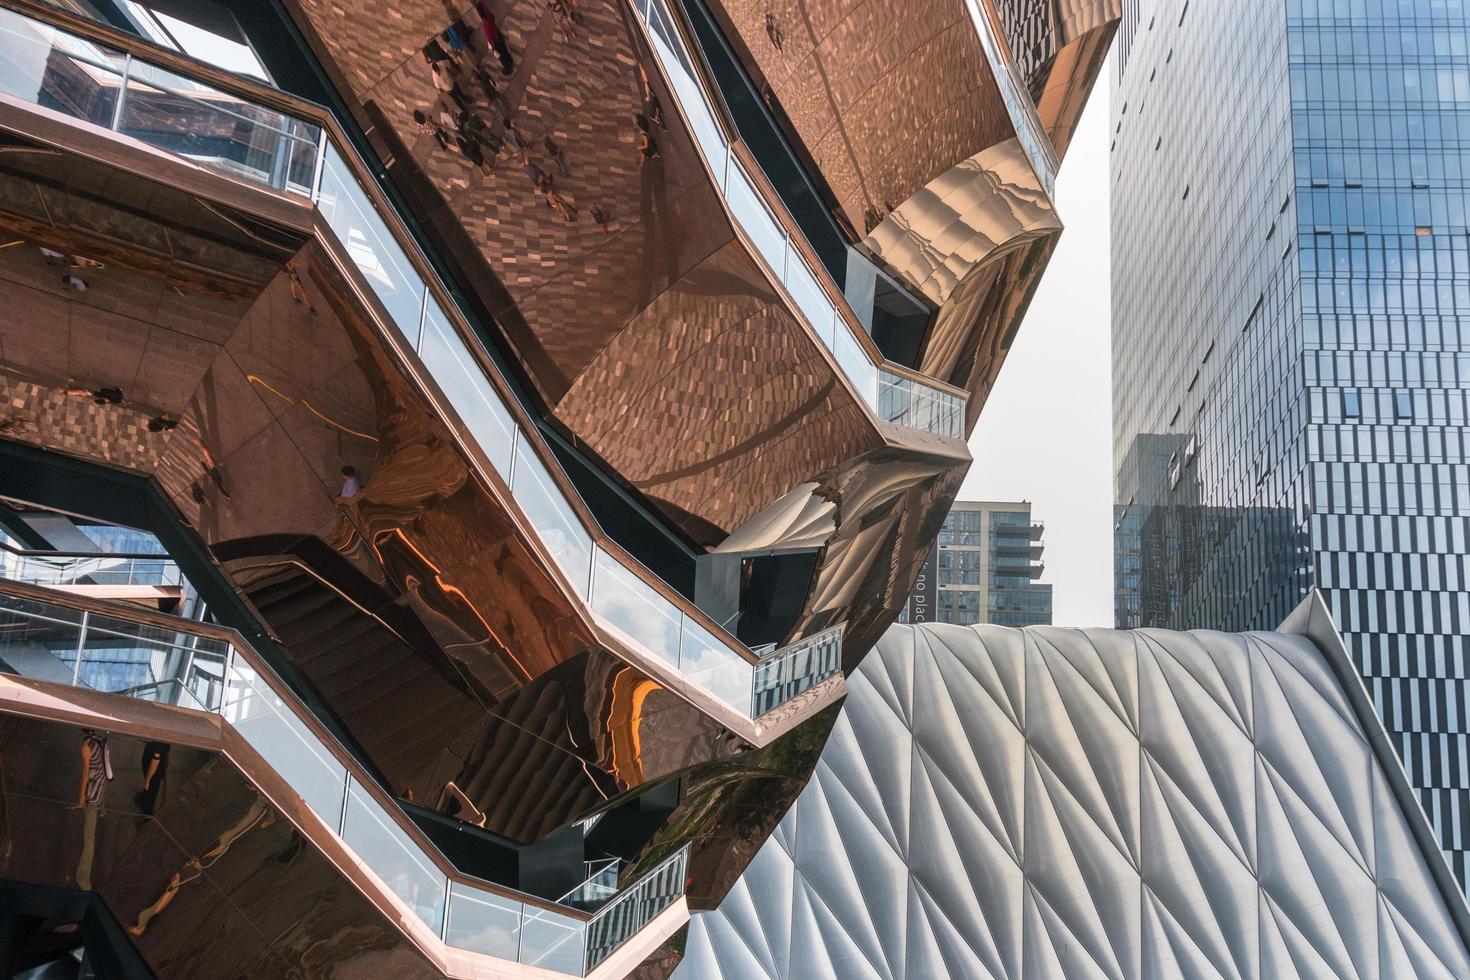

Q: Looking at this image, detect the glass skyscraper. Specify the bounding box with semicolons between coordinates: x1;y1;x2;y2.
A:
1113;0;1470;882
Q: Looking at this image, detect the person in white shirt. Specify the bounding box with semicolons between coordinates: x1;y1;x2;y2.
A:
339;465;362;499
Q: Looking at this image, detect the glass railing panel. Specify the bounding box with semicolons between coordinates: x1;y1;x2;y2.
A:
418;300;516;478
84;612;229;661
119;60;318;194
315;143;426;331
4;553;75;587
724;159;788;276
784;249;838;351
76;613;226;708
520;905;586;973
0;550;181;588
512;436;593;598
648;23;726;166
584;846;689;973
678;617;752;715
76;556;181;586
446;882;524;960
751;626;842;716
0;599;84;686
342;777;448;935
590;549;681;667
0;8;126;129
833;322;878;405
223;661;350;820
876;371;913;428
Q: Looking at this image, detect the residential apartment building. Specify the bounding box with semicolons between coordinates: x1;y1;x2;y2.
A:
904;500;1052;626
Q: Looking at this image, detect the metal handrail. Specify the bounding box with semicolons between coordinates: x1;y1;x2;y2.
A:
0;538;182;588
36;42;317;148
557;856;623;906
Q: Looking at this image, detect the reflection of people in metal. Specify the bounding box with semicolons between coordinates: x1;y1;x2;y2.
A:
339;465;363;499
765;12;784;51
78;730;112;807
134;741;170;815
74;729;113;890
129;793;275;936
285;260;316;313
635;115;659;166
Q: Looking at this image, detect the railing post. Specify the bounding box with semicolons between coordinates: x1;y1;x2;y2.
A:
110;53;131;132
71;610;88;686
310;129;328;204
269;127;291;190
440;877;452;942
586;546;598;605
178;641;197;708
220;642;236;714
414;286;430;351
338;775;351;836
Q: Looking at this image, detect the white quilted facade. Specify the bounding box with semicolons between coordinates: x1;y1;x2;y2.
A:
676;602;1470;979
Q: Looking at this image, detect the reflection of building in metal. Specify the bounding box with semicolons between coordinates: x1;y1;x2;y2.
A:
902;499;1051;626
0;0;1115;973
677;598;1470;979
1112;0;1470;886
1114;434;1312;632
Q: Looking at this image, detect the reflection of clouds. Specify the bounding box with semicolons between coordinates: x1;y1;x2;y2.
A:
514;459;593;589
679;631;752;712
447;888;523;958
592;556;681;664
521;907;585;971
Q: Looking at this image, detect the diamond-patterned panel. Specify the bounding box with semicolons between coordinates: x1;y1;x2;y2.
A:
679;617;1470;979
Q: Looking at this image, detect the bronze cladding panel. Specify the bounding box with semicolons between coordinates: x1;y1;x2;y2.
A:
0;712;443;978
0;137;749;842
284;0;901;544
702;0;1015;235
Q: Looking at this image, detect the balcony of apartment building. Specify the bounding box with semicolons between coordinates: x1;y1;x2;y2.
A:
0;0;852;926
989;554;1046;580
990;518;1045;540
989;527;1044;554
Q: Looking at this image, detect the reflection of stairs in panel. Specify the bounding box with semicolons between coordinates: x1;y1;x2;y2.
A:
461;677;609;842
234;562;484;784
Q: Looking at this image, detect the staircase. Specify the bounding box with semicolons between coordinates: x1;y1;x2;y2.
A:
231;561;484;794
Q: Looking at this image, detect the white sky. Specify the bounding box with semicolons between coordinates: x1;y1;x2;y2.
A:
961;83;1113;627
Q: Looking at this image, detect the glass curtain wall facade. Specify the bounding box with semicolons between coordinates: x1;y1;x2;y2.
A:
906;500;1052;626
1112;0;1470;883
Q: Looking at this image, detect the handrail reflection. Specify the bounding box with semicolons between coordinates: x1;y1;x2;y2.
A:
0;538;182;588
